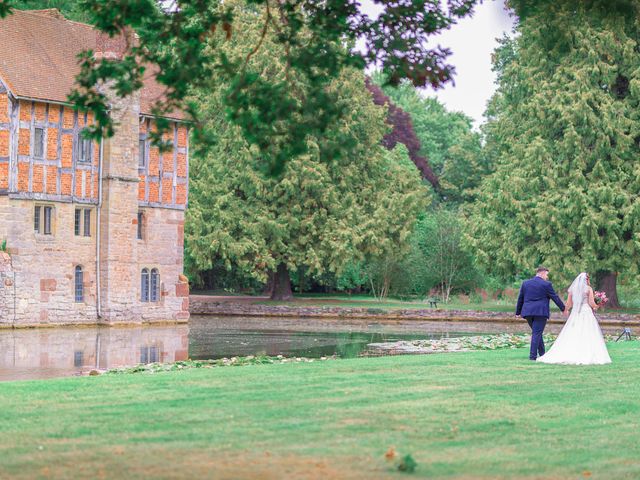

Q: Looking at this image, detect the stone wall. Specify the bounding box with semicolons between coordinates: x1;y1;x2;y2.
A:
189;298;640;326
0;194;189;325
0;196;98;325
136;206;190;321
0;251;13;323
96;87;189;323
97;85;142;321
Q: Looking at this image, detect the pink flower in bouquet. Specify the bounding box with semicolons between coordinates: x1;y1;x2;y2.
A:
594;291;608;306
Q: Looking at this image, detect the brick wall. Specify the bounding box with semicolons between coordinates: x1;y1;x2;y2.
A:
0;87;9;191
138;119;188;209
6;99;99;203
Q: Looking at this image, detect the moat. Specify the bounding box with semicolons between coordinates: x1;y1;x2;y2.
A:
0;315;622;381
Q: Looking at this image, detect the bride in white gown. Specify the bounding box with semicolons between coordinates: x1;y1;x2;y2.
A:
537;272;611;365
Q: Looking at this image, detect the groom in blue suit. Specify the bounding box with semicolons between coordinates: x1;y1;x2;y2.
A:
516;266;567;360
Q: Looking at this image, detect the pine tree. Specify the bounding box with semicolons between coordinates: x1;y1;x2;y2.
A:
185;3;429;300
466;0;640;307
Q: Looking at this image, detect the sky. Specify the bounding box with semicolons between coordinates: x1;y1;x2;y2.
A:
362;0;516;128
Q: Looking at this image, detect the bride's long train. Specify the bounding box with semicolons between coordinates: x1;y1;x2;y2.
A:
537;307;611;365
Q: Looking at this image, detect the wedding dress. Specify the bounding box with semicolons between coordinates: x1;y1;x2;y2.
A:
537;272;611;365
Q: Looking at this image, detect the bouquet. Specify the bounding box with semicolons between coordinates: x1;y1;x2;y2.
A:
594;291;608;307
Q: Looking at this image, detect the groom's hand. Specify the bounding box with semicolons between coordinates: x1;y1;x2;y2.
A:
563;309;569;317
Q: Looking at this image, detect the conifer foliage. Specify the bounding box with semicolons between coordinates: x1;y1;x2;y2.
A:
467;0;640;306
185;3;429;300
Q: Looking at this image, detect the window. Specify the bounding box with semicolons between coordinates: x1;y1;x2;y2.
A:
137;211;144;240
140;345;159;364
74;265;84;302
43;206;53;235
139;138;146;168
78;135;92;164
74;350;84;367
34;128;45;158
74;208;92;237
34;206;41;233
35;205;54;235
83;209;91;237
141;268;150;302
150;269;160;302
74;209;81;236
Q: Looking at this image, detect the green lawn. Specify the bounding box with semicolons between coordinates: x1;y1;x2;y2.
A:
273;295;640;314
194;291;640;314
288;293;519;312
2;343;640;479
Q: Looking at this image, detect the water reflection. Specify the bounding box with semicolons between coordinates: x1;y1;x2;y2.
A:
0;325;189;382
0;315;548;382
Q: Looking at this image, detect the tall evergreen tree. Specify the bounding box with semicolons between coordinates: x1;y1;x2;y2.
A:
466;0;640;306
185;3;429;300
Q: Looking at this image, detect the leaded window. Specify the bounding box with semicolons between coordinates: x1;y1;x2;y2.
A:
34;206;41;233
74;265;84;302
141;268;150;302
78;135;92;164
150;269;160;302
83;209;91;237
34;127;45;158
139;138;146;168
74;350;84;367
74;209;81;236
43;206;53;235
140;345;159;364
137;211;143;240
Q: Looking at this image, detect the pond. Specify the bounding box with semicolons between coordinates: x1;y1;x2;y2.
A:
0;315;539;382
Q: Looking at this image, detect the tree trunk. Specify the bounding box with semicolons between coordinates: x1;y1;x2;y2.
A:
595;270;620;309
270;263;293;301
263;271;276;297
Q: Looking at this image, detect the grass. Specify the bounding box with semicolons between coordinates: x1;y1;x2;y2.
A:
2;343;640;479
193;288;640;314
206;292;639;314
288;293;520;312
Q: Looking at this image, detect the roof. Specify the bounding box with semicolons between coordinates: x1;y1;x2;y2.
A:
0;9;184;120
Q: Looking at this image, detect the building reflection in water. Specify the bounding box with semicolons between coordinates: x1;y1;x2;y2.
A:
0;324;189;381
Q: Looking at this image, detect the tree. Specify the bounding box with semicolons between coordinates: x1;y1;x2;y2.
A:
0;0;479;174
408;208;480;302
466;0;640;307
372;73;490;204
365;79;439;189
185;4;430;300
